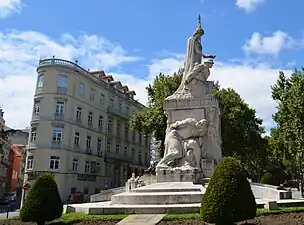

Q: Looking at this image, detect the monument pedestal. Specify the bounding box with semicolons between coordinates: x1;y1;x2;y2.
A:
156;167;196;183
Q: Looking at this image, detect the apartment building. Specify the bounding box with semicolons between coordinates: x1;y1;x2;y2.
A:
0;109;11;196
24;58;151;201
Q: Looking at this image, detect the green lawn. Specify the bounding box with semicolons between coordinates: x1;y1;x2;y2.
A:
2;207;304;224
162;206;304;221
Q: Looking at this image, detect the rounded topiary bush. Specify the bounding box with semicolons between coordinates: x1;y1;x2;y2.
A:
260;172;275;185
200;156;256;225
20;173;63;225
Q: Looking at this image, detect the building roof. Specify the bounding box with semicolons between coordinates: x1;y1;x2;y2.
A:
4;126;29;133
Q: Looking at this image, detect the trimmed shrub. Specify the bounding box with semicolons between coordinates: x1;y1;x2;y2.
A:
260;172;275;185
20;173;63;225
200;156;256;225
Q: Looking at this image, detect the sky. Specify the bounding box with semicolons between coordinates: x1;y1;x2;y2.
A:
0;0;303;133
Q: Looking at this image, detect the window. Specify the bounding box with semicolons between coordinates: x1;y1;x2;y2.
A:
100;93;105;105
96;163;101;174
116;144;120;154
145;136;149;148
126;106;129;115
27;156;34;170
108;118;113;133
57;74;68;87
57;74;68;93
145;153;148;165
132;131;136;142
83;187;89;194
125;126;129;140
106;163;111;177
90;88;95;100
95;188;100;194
34;100;40;114
131;149;135;159
98;116;103;130
52;128;62;143
55;101;65;115
70;187;77;194
139;133;142;145
124;146;127;156
85;161;90;173
139;151;142;164
107;140;112;152
72;159;78;171
37;74;44;88
76;107;82;121
97;138;102;155
49;156;60;170
86;136;92;152
117;123;121;137
118;102;122;111
78;82;85;96
74;132;80;146
109;98;114;109
91;161;97;174
88;111;93;125
30;127;37;141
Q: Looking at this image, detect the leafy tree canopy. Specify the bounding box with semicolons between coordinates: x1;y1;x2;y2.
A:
270;69;304;186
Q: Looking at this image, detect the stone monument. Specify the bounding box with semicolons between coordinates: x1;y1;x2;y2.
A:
156;15;222;182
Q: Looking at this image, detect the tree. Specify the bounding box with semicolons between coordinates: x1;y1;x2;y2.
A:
201;156;256;225
213;88;268;181
129;70;183;158
270;69;304;192
20;173;63;225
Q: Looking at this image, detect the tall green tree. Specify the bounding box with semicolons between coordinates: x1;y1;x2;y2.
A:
213;88;268;180
129;70;183;158
270;69;304;190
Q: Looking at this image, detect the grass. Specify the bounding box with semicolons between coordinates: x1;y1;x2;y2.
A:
58;213;128;223
2;207;304;223
0;213;128;224
162;206;304;221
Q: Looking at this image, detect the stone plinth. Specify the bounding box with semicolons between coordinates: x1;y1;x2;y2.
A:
156;168;196;183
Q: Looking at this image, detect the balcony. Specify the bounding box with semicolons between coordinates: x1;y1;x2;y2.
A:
77;174;97;182
107;107;129;120
86;147;92;154
38;58;88;75
27;142;37;149
51;140;62;149
53;113;65;121
57;87;67;94
105;151;132;162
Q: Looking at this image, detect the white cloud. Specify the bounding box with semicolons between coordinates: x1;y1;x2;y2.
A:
236;0;265;13
0;30;141;128
0;28;292;132
243;30;304;56
146;55;292;130
0;0;22;18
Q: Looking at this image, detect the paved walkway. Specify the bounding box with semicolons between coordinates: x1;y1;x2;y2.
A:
116;214;166;225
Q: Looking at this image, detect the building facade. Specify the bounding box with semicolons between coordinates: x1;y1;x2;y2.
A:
5;128;29;187
0;109;11;196
7;145;22;192
24;58;151;201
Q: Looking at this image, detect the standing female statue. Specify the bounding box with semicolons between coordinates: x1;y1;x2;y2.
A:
174;15;215;94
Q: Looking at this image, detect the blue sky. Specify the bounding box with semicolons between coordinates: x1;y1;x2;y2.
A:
0;0;303;131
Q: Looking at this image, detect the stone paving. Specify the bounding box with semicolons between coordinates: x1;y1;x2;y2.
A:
116;214;166;225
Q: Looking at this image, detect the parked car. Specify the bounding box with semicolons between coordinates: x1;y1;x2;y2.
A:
0;192;16;204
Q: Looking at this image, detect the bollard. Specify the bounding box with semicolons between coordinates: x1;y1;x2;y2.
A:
6;200;11;219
